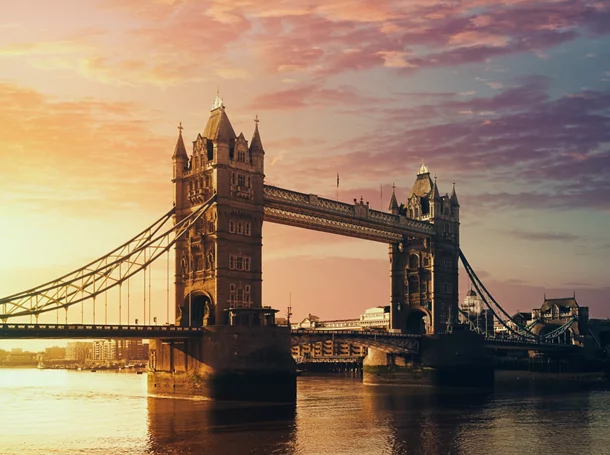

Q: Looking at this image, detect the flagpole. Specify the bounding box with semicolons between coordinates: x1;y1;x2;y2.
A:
380;184;383;210
336;172;339;201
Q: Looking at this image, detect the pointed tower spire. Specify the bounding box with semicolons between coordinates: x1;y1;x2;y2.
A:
433;174;441;201
202;95;236;144
450;180;460;206
172;122;188;160
249;114;264;154
388;183;399;214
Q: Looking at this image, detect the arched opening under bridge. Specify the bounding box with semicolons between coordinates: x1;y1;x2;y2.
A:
405;309;430;334
180;293;215;327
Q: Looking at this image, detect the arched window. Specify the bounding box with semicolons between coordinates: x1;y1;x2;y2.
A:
409;254;419;269
415;208;419;218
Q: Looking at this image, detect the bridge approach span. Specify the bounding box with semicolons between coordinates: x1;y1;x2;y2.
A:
0;323;202;339
291;329;421;354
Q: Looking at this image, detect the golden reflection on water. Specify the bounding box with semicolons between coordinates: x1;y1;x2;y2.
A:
1;370;610;455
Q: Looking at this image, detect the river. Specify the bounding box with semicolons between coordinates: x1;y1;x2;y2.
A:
0;369;609;455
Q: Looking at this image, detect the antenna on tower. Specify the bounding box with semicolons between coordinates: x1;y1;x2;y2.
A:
287;292;293;327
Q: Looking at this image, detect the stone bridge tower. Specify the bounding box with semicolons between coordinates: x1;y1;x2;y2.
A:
150;95;295;403
389;163;460;334
172;94;268;327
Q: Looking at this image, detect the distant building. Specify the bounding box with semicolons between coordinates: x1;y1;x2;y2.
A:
459;289;494;335
293;314;321;329
88;339;148;361
117;339;148;361
44;346;66;360
530;296;588;345
359;306;390;329
65;342;91;362
292;307;391;332
461;289;484;314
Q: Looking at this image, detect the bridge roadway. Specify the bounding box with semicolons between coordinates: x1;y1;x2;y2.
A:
0;324;577;354
0;323;203;339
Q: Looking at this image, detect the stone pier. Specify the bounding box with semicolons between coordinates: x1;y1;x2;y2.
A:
148;325;296;403
363;330;493;388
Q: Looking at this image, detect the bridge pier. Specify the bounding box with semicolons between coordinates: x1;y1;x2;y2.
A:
363;330;493;388
148;325;296;403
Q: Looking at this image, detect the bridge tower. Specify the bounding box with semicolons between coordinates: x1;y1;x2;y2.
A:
149;95;296;403
389;163;460;334
172;94;267;327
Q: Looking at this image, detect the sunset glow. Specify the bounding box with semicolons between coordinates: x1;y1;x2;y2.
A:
1;0;609;349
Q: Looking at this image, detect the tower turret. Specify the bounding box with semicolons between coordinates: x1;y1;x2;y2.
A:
388;183;399;215
450;182;460;220
172;123;188;207
249;115;264;174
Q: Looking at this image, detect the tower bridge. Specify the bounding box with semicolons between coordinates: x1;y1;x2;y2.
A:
0;95;592;402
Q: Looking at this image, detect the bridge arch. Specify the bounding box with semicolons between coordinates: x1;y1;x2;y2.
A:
404;308;430;334
179;291;215;327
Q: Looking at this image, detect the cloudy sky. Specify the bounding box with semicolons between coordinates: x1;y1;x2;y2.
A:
0;0;609;345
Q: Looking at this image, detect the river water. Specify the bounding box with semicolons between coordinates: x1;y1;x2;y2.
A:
1;369;609;455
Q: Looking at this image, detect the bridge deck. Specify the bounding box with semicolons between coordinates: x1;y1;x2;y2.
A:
0;323;203;339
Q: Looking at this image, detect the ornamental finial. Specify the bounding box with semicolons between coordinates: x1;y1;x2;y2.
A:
418;160;429;175
212;88;223;110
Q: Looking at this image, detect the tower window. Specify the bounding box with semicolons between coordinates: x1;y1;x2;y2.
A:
238;150;246;163
229;254;251;271
207;141;214;161
229;221;235;233
237;174;245;187
244;223;251;236
236;222;243;235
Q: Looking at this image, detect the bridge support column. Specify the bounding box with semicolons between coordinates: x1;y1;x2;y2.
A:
148;325;296;403
363;330;493;388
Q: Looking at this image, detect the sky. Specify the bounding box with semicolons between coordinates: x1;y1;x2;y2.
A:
0;0;609;350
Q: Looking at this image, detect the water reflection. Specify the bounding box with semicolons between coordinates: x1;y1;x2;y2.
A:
363;385;493;455
2;369;609;455
146;398;296;455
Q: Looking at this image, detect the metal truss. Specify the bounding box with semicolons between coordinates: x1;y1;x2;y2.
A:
264;207;403;243
0;195;216;321
263;185;433;240
291;330;421;354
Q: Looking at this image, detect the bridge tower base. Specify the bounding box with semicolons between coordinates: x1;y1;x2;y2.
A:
363;330;493;388
148;326;297;403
